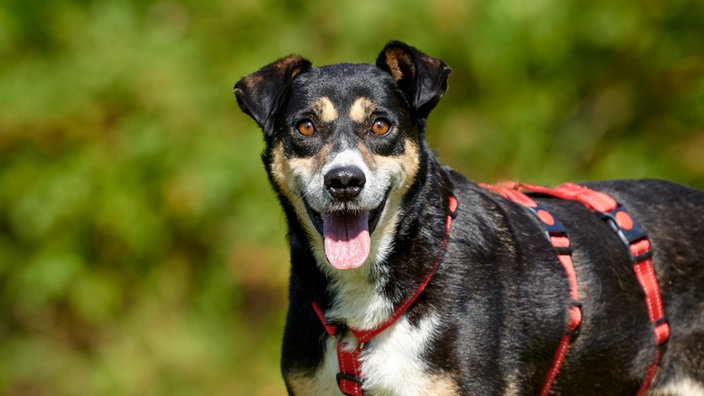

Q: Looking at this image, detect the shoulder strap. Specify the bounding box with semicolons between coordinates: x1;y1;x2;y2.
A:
481;182;582;395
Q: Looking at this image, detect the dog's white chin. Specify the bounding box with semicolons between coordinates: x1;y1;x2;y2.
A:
323;211;371;270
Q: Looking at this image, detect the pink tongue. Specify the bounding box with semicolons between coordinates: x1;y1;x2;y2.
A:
323;212;371;270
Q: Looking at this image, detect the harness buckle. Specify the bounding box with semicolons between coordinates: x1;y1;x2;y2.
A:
552;241;573;256
654;317;671;348
564;300;583;337
599;206;648;248
337;373;365;396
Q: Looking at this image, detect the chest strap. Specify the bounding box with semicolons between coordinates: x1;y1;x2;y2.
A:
311;194;458;396
483;182;669;395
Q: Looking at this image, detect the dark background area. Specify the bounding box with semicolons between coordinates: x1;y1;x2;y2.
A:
0;0;702;394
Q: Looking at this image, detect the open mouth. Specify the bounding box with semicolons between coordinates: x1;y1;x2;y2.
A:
304;191;389;270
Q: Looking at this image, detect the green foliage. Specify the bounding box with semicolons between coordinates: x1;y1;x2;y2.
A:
0;0;702;394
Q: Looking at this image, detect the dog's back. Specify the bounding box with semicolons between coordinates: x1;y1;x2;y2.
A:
446;176;704;394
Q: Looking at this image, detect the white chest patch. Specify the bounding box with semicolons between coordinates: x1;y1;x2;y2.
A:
300;314;443;396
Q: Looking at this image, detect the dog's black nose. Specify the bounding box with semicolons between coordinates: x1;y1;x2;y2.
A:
324;166;366;200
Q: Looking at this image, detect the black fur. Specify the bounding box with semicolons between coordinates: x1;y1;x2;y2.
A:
235;41;704;395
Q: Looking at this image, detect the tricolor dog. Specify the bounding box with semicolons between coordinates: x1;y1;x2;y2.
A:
234;41;704;395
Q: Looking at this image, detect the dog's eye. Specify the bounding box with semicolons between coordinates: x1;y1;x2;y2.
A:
296;120;316;136
371;119;391;135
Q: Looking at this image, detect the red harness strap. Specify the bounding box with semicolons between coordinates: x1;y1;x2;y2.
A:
311;195;458;396
480;183;582;396
486;182;670;395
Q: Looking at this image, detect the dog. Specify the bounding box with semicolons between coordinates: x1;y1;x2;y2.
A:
234;41;704;395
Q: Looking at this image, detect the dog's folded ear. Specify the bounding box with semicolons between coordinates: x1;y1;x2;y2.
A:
234;55;312;135
376;41;452;119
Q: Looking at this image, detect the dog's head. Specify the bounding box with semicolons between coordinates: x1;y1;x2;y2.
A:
235;41;451;271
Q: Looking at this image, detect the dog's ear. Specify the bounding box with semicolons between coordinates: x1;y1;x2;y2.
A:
376;41;451;119
234;55;312;135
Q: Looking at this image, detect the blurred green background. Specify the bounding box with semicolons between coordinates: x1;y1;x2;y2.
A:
0;0;702;394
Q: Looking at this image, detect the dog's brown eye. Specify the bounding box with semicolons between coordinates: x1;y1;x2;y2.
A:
371;119;391;135
296;120;316;136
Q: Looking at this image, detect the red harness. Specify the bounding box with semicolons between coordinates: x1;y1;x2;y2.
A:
311;195;458;396
483;182;669;395
311;183;669;395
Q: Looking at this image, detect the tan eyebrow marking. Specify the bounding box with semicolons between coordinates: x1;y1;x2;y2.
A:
349;97;375;123
311;97;338;122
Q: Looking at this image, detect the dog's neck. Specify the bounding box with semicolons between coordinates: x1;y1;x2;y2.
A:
286;158;454;331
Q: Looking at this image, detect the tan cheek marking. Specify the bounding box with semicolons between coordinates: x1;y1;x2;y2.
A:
270;143;313;201
270;143;292;198
349;97;375;123
271;147;325;247
375;139;421;194
400;140;421;192
311;97;338;123
368;140;421;244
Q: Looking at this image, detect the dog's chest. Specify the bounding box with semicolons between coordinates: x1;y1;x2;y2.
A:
288;314;459;396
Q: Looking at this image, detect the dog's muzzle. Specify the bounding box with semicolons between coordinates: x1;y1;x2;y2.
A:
303;166;387;270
